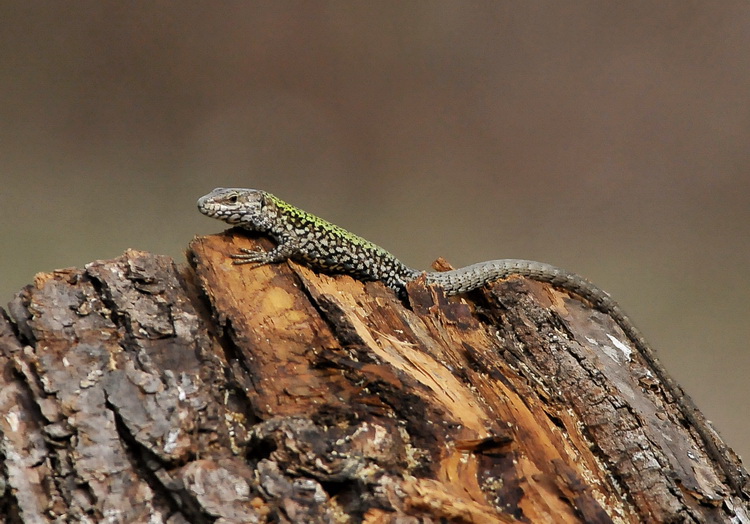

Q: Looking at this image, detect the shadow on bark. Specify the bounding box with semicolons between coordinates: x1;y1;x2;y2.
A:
0;230;747;523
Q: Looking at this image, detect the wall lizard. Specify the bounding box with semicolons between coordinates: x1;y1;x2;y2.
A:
197;187;743;495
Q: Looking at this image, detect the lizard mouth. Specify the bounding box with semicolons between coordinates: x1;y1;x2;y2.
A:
202;209;242;224
197;199;242;224
197;204;219;219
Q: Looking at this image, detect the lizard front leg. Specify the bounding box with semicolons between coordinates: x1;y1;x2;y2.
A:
230;237;298;267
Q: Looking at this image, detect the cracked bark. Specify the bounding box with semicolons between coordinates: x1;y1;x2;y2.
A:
0;229;747;523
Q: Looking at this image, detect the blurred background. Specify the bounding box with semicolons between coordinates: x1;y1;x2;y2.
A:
2;3;748;458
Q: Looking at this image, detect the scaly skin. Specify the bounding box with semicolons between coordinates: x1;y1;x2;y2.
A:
196;187;649;369
197;187;742;495
197;187;423;291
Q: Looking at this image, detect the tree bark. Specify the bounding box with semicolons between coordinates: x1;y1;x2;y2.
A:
0;229;747;523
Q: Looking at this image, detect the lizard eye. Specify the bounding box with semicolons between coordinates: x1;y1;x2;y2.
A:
227;195;238;204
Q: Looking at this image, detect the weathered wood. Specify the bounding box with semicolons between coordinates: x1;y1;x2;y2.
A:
0;230;747;523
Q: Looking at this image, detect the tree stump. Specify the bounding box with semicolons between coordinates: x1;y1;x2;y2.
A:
0;229;747;523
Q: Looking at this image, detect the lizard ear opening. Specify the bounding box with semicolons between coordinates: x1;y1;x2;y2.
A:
256;191;270;209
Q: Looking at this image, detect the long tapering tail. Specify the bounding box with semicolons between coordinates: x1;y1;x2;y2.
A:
424;258;648;358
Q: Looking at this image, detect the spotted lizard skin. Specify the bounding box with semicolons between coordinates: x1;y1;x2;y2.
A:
197;186;742;495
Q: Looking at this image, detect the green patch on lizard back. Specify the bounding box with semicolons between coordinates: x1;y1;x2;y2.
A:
269;194;395;258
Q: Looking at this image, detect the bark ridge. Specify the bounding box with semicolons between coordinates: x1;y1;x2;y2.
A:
0;232;747;523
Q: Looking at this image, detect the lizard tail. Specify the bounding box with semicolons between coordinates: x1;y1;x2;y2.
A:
425;258;649;356
426;259;611;305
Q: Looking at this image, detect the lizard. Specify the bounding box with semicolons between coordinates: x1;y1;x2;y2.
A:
197;186;744;496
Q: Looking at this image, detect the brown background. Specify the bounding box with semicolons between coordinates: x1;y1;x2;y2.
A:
2;3;749;459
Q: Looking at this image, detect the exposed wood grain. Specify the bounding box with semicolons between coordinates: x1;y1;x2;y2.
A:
0;231;747;523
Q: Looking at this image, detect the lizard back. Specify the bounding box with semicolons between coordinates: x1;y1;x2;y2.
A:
267;193;422;290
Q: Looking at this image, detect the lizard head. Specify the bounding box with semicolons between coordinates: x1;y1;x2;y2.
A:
197;188;268;228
